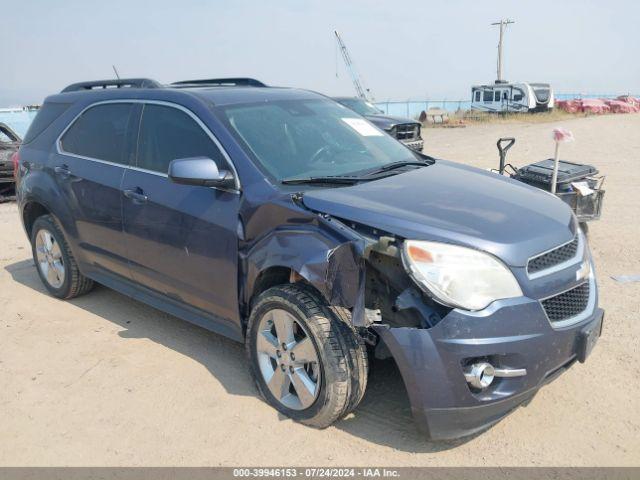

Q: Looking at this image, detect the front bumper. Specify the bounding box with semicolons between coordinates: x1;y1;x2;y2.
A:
372;298;604;440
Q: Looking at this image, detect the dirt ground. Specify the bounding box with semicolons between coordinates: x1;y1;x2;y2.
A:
1;113;639;467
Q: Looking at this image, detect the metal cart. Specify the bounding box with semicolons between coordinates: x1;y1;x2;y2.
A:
495;138;605;232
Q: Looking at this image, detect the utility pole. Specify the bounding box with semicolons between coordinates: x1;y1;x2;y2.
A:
491;19;514;83
334;30;374;101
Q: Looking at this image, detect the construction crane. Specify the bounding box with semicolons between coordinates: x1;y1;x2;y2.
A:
334;30;374;101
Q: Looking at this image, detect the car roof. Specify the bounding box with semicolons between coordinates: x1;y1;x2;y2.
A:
46;78;326;107
186;86;323;106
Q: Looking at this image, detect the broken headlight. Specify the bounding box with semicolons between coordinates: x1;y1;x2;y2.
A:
401;240;522;311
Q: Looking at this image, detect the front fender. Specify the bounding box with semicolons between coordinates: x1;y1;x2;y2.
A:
244;224;359;304
242;218;367;324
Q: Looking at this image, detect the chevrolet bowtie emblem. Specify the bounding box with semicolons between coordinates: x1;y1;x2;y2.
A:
576;261;591;281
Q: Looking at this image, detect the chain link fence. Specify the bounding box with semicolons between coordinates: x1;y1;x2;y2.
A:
374;93;639;119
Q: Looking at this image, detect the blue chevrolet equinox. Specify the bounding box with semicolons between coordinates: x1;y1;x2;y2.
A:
15;77;604;440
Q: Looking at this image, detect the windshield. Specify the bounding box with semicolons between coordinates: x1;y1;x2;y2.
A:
337;98;383;116
218;98;417;182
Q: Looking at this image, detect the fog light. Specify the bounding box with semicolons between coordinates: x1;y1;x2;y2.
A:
464;362;495;389
463;361;528;389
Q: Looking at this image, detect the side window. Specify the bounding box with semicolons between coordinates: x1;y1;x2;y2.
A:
474;90;481;102
513;89;524;102
60;103;134;164
136;104;226;174
483;90;493;102
503;91;508;100
494;91;500;102
23;101;70;144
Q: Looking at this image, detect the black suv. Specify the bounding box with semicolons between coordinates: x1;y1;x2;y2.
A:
15;78;603;440
333;97;423;151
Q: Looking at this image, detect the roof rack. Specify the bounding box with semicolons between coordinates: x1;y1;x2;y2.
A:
61;78;162;93
171;77;267;88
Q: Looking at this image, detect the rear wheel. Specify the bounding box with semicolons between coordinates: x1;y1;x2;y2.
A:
30;215;94;299
246;284;368;428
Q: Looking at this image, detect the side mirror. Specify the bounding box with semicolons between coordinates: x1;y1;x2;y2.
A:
168;157;236;189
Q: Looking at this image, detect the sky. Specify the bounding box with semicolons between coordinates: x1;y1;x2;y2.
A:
2;0;639;106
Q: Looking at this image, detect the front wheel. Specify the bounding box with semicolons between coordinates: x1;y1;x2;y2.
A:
246;284;368;428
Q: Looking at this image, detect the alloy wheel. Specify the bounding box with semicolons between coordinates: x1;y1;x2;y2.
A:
256;308;321;410
35;229;65;289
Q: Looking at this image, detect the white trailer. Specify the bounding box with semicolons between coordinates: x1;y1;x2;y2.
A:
471;82;554;113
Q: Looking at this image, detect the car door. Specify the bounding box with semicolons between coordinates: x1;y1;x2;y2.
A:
122;102;240;326
55;102;139;279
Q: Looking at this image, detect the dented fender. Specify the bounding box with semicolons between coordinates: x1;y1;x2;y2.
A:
242;216;370;325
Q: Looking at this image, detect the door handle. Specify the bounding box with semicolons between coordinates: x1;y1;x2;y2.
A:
123;188;148;204
54;165;71;177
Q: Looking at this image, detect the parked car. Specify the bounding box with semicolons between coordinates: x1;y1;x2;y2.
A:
333;97;423;151
16;78;603;440
0;122;21;184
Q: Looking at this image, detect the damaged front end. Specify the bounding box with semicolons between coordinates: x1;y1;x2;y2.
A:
241;192;603;440
351;226;602;440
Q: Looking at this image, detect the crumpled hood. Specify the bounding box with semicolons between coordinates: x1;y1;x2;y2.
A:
365;114;420;130
301;160;576;267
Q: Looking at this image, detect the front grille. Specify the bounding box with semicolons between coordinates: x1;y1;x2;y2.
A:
542;282;590;322
527;236;579;275
393;124;419;141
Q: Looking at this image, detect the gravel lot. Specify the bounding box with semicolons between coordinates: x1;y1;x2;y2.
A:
1;113;638;466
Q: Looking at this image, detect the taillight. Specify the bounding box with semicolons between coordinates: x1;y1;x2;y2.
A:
11;151;20;182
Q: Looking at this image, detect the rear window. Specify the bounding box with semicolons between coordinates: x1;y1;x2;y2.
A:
60;103;134;164
22;102;71;144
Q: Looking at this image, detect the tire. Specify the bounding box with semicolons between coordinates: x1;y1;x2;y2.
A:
30;214;94;299
246;284;368;428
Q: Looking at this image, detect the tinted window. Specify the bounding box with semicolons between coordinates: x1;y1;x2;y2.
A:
61;103;134;164
483;91;493;102
474;91;481;102
513;88;524;102
337;98;382;116
136;104;225;174
23;102;70;144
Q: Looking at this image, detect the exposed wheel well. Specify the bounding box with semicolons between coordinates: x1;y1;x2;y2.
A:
249;266;292;307
246;266;328;320
22;202;51;237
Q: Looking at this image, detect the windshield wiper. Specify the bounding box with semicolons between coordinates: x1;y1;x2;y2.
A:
282;159;432;185
362;160;430;176
281;175;364;185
